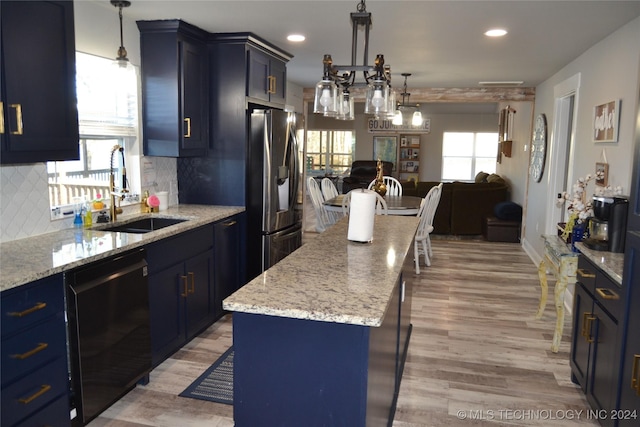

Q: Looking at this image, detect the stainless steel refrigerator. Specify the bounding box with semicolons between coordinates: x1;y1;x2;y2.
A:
246;109;303;280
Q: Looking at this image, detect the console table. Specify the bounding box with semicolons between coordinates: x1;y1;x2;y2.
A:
536;234;579;353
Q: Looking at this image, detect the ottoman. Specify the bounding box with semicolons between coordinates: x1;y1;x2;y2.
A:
484;216;521;243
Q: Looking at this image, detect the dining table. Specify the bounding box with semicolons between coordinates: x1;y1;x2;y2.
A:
324;194;423;216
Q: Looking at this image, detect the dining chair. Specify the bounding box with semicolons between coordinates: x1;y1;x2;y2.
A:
307;177;334;232
320;177;344;223
341;189;389;216
414;183;443;274
368;176;403;196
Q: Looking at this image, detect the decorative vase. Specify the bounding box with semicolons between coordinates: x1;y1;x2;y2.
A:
372;159;387;197
571;223;586;252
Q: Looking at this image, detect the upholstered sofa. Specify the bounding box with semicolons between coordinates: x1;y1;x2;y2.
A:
342;160;393;193
403;178;509;235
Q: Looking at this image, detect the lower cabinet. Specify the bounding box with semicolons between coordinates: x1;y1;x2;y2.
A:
1;274;70;427
146;224;215;366
570;257;621;427
617;232;640;426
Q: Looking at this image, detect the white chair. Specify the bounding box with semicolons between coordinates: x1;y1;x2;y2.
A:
368;176;403;196
321;178;339;200
341;189;388;216
307;177;334;232
414;183;443;273
321;177;343;223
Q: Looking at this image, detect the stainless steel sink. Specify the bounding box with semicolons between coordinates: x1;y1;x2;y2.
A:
101;217;188;234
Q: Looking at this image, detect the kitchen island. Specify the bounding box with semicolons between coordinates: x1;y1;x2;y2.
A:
224;215;419;427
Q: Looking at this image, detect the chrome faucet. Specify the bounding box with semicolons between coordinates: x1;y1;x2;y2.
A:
109;144;129;222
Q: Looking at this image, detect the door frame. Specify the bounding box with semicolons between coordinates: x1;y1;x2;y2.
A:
545;73;581;234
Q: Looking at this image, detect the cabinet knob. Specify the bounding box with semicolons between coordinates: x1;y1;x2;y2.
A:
188;271;195;294
18;384;51;405
577;268;595;278
0;102;4;134
11;342;49;360
181;275;189;297
268;76;276;94
632;354;640;395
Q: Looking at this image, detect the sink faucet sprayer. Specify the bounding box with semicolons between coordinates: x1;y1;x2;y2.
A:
109;144;129;221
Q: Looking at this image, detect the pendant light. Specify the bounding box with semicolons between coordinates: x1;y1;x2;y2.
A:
111;1;134;71
394;73;423;127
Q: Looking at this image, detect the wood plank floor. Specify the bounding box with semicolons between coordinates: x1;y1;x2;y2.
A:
88;238;597;427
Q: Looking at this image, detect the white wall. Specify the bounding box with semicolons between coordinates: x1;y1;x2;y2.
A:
523;16;640;259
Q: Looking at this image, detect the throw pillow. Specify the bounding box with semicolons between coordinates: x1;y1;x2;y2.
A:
494;201;523;221
475;171;489;183
487;173;506;185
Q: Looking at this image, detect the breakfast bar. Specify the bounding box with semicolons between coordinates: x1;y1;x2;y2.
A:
224;215;419;427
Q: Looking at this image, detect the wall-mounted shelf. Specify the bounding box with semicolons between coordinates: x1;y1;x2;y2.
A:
398;135;420;182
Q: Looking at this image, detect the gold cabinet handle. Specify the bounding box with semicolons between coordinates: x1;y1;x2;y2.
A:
632;354;640;395
8;302;47;317
596;288;620;300
581;312;592;338
188;272;195;294
585;315;597;343
18;384;51;405
184;117;191;138
0;101;4;134
9;103;23;135
223;220;237;227
11;343;48;360
577;268;595;278
181;275;189;297
268;75;276;94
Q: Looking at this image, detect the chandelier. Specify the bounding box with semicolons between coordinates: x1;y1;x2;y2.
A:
313;0;393;120
392;73;423;127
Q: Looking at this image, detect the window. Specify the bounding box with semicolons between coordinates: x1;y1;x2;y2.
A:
47;52;139;214
306;131;354;176
441;132;498;181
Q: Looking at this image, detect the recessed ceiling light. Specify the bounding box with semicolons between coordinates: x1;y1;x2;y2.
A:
485;28;507;37
287;34;305;42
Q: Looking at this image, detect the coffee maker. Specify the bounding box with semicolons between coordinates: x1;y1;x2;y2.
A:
584;195;629;253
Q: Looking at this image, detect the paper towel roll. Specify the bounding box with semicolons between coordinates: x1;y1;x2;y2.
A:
347;190;376;243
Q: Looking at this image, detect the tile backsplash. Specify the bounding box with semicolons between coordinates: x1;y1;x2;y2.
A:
0;157;177;243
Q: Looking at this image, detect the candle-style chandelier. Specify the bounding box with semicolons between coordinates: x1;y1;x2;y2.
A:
313;0;393;121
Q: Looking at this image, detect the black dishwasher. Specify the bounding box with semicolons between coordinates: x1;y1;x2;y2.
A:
65;248;151;426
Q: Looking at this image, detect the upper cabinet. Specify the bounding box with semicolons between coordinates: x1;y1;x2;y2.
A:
137;20;209;157
247;47;287;106
0;0;79;164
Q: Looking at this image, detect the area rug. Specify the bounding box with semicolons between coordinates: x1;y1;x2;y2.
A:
179;346;234;405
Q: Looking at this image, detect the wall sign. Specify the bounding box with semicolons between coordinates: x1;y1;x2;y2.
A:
593;99;620;142
367;117;431;133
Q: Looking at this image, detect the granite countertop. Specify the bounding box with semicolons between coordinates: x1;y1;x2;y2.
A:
575;242;624;285
223;215;420;327
0;205;244;292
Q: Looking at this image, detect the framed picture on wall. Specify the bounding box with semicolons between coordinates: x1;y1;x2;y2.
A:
593;100;620;142
595;162;609;187
373;136;398;171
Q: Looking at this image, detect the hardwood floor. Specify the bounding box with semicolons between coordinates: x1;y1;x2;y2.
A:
88;238;596;427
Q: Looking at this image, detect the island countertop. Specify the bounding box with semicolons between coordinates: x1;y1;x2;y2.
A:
223;215;420;327
0;205;244;292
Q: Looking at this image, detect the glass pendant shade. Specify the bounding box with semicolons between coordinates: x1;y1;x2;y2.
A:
412;110;423;126
385;88;397;118
336;90;355;121
364;78;388;116
313;79;338;116
392;110;403;125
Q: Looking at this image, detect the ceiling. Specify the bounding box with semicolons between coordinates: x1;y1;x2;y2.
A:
107;0;640;89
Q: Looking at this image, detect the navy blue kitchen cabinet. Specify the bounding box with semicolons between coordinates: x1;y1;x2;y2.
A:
617;84;640;426
571;257;622;427
145;224;215;366
1;274;70;427
0;0;79;164
247;46;287;106
177;33;291;207
137;20;209;157
213;213;246;319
